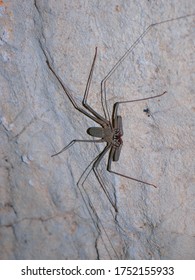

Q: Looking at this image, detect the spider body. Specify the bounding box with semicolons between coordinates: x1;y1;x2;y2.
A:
87;115;123;161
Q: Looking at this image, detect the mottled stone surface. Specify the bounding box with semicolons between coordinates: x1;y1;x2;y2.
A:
0;0;194;259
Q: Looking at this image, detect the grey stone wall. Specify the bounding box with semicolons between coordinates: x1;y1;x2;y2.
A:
0;0;194;259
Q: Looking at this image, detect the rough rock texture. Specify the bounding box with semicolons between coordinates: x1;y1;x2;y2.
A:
0;0;194;259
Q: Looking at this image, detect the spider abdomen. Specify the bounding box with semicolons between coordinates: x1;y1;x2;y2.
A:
87;127;114;142
87;127;104;138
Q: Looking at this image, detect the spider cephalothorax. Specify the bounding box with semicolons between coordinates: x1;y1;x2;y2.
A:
113;128;123;146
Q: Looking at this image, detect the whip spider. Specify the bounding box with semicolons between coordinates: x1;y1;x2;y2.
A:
46;13;194;259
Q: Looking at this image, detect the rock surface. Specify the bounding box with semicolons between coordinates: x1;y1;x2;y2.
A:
0;0;194;259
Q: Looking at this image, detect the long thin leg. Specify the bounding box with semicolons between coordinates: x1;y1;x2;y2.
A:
107;146;157;188
79;185;118;259
112;91;167;118
45;55;104;126
92;144;118;212
76;151;120;259
78;151;127;259
101;14;194;124
51;139;104;157
82;47;110;126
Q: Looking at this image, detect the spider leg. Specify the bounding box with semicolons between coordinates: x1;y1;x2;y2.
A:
76;152;120;259
92;144;118;212
51;139;104;157
109;91;167;186
112;91;167;118
82;47;110;126
101;14;194;123
45;55;104;126
107;147;157;188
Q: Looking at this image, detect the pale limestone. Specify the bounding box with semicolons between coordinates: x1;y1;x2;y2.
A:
0;0;194;259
